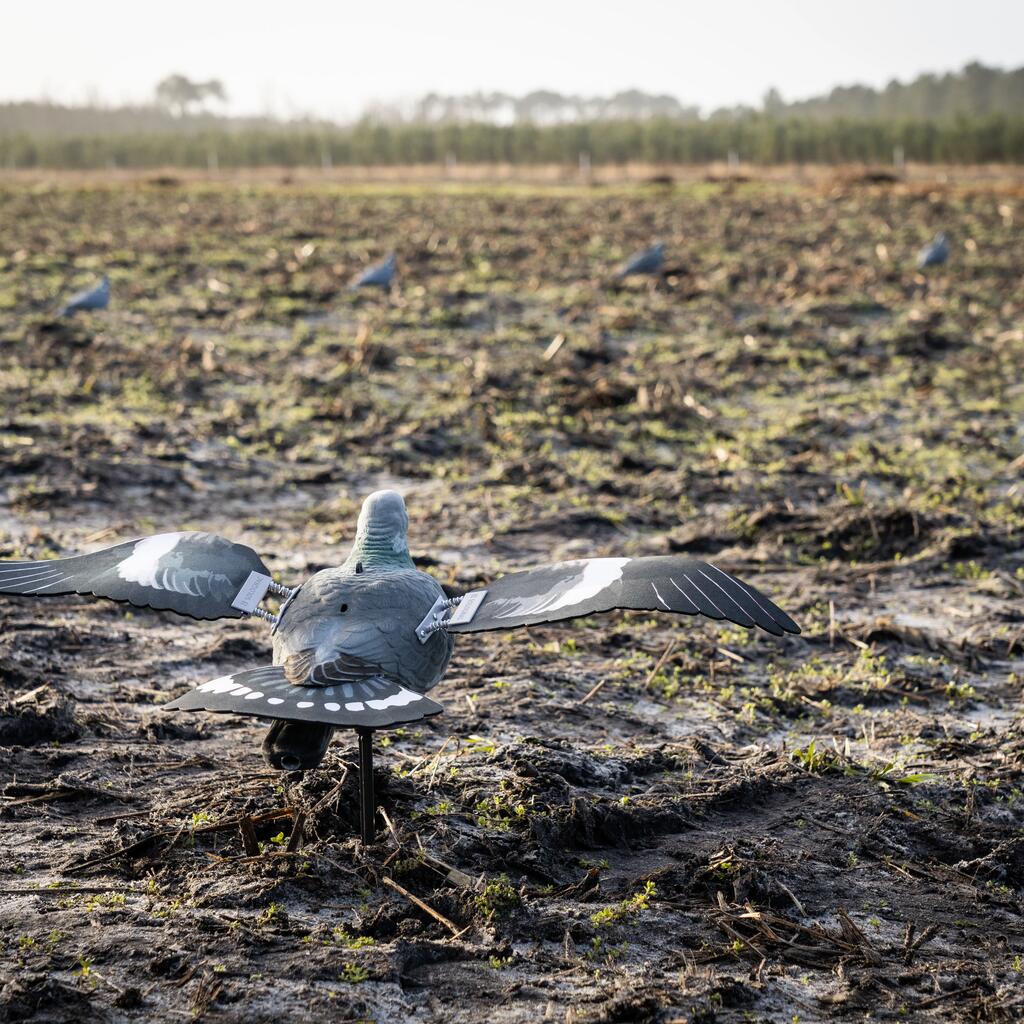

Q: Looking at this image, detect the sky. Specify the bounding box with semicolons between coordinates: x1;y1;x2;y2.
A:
4;0;1023;120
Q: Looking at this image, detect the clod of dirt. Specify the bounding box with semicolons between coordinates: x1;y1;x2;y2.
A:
136;712;206;742
0;972;95;1023
820;506;935;561
0;685;79;747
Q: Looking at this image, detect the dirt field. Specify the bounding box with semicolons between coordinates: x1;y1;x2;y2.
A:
0;172;1022;1023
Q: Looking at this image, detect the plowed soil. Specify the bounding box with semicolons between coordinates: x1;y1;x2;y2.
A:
0;172;1022;1022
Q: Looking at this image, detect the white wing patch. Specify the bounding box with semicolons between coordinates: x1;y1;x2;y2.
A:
493;557;630;619
116;533;187;588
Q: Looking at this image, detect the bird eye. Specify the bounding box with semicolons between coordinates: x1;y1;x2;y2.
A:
339;603;349;613
355;562;364;574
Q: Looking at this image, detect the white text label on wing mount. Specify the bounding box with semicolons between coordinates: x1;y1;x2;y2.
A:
232;571;273;613
448;589;488;625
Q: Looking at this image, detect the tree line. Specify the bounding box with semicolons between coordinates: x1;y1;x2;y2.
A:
2;63;1022;168
405;63;1024;124
2;114;1022;169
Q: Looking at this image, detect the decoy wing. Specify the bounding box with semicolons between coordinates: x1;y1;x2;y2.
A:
0;532;273;621
444;556;800;637
165;663;444;728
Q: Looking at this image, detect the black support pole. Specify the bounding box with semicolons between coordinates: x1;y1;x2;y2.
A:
357;727;375;846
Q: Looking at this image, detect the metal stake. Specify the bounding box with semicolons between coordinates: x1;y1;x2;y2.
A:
357;728;375;846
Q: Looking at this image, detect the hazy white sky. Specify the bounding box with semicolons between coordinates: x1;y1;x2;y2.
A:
4;0;1022;119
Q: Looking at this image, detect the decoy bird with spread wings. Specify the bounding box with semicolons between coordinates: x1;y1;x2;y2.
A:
0;490;799;843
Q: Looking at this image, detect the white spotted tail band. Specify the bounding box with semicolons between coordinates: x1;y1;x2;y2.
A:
164;666;444;728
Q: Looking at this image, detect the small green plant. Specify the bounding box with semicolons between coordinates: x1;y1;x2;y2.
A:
339;963;369;984
590;881;657;927
790;741;833;774
475;875;520;920
74;957;97;988
256;902;281;927
951;560;990;581
331;926;375;950
473;781;530;831
85;892;126;913
153;897;183;919
586;936;628;964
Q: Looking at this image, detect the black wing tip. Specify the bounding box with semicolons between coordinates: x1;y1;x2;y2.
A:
756;608;800;637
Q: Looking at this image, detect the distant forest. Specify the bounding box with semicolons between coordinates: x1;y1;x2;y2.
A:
1;63;1022;168
408;63;1024;124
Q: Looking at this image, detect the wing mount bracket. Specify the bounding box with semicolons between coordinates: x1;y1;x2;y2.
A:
415;589;487;643
231;573;299;628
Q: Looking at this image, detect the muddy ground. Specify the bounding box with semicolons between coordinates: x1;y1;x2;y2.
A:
0;172;1022;1022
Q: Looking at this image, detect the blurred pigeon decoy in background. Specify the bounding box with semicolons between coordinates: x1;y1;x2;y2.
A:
614;242;665;281
57;274;110;316
0;490;800;845
350;252;396;290
916;232;949;269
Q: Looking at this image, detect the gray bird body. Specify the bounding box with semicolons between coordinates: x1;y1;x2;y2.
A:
59;274;110;316
263;563;453;770
615;242;665;280
271;566;453;692
350;253;396;289
262;489;452;769
917;232;949;269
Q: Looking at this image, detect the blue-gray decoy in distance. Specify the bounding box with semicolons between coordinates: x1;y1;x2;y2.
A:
0;490;799;843
58;274;110;316
916;232;949;269
614;242;665;281
350;253;396;290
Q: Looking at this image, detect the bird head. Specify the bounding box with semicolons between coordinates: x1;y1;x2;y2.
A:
343;489;412;569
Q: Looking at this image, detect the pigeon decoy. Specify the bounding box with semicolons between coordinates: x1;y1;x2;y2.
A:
0;490;799;844
57;274;110;316
916;232;949;269
614;242;665;281
349;253;396;290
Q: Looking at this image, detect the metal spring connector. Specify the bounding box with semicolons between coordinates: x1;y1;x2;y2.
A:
250;606;279;626
233;573;297;630
413;590;488;643
415;594;463;643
